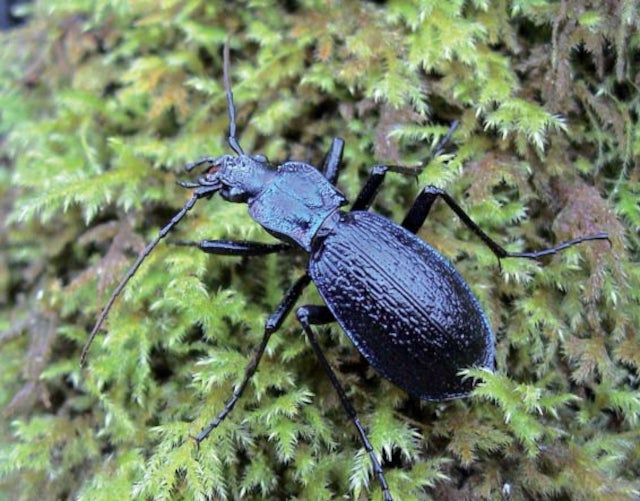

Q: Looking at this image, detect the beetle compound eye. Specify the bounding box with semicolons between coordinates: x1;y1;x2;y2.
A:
205;164;221;176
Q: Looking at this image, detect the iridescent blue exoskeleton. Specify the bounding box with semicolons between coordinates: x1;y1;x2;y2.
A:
82;40;609;501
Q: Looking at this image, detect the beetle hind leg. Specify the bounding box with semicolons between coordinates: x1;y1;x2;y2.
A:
296;305;393;501
194;274;311;443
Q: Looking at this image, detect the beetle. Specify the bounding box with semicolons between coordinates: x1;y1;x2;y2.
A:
81;41;609;500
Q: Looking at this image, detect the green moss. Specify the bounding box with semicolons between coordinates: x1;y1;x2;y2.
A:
1;0;637;499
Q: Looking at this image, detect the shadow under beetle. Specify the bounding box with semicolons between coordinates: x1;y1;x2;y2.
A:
81;41;610;501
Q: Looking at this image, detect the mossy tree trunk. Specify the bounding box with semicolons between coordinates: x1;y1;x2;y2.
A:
1;1;637;499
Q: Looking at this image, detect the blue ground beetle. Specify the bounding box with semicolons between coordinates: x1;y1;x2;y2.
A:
81;42;609;500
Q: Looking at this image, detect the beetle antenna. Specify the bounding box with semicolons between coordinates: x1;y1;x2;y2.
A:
81;191;210;366
223;38;244;156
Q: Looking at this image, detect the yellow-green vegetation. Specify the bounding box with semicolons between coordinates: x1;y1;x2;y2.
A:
1;1;637;499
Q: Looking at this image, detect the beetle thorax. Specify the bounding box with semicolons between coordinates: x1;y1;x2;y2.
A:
248;161;348;251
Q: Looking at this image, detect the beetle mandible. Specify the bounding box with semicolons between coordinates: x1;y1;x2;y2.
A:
81;40;610;501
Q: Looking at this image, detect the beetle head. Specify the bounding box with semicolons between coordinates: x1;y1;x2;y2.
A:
188;153;276;203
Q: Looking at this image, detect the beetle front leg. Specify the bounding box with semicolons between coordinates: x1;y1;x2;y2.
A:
401;186;609;259
350;122;459;212
320;137;345;186
172;239;293;256
194;274;311;443
296;305;393;501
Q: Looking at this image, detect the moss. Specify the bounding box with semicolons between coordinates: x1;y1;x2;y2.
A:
1;0;637;499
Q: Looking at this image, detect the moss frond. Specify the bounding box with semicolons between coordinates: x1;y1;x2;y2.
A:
1;1;637;499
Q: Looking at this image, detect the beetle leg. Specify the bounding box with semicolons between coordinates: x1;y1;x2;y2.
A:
350;123;459;212
194;274;311;443
320;138;345;185
350;164;424;212
401;185;609;260
399;185;442;234
296;305;393;501
171;239;293;256
350;165;390;211
348;164;427;213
